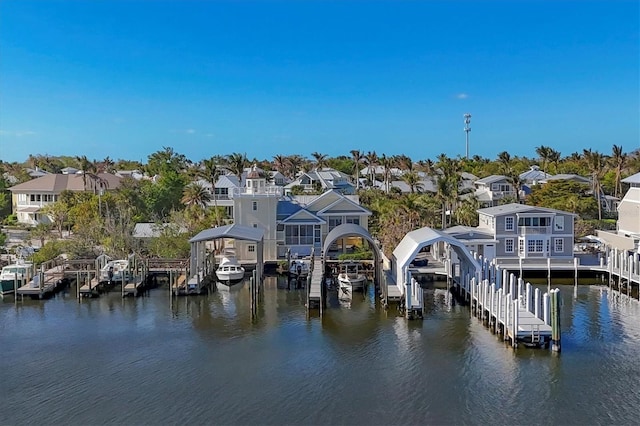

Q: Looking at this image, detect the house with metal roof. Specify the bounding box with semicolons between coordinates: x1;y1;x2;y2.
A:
230;166;371;262
8;173;122;226
284;168;355;195
473;175;519;207
473;203;577;264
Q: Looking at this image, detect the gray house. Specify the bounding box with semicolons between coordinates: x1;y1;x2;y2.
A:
475;203;576;262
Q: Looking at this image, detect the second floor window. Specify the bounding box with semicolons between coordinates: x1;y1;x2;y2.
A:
505;217;514;231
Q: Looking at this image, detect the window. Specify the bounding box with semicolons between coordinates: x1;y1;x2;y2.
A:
252;201;257;211
328;217;342;230
252;223;258;228
527;239;544;253
554;238;564;252
554;216;565;231
518;239;524;254
505;238;514;253
248;245;255;253
505;217;514;231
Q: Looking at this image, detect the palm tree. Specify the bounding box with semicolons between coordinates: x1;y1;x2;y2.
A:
548;148;561;174
75;155;95;190
363;151;378;187
497;151;512;175
380;154;393;193
285;155;305;180
350;149;363;190
181;182;212;209
583;148;607;220
610;145;626;199
311;152;328;170
199;157;223;226
535;145;552;175
273;155;287;176
226;152;248;180
401;170;423;194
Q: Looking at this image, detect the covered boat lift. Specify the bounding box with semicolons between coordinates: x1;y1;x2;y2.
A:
189;224;265;291
391;227;481;318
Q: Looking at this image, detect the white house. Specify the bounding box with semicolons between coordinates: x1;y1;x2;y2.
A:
230;165;371;262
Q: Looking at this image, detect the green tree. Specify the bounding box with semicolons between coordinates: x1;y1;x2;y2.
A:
199;157;223;226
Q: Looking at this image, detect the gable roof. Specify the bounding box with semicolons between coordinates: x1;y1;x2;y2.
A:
8;173;121;193
189;223;264;243
475;175;508;185
621;172;640;185
543;174;590;184
279;208;326;224
316;196;372;216
477;203;577;217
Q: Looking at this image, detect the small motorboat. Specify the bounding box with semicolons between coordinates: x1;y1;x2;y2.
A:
337;262;367;300
99;259;130;283
289;259;310;279
216;256;245;285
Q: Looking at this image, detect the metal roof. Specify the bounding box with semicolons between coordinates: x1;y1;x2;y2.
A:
475;175;508;185
189;223;264;243
392;227;480;286
622;172;640;184
323;223;377;256
477;203;577;217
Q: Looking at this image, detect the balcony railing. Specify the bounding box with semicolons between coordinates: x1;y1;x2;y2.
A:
517;226;551;235
231;186;283;197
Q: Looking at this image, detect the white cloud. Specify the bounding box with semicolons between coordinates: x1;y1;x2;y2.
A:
185;129;196;134
456;93;469;99
204;133;214;138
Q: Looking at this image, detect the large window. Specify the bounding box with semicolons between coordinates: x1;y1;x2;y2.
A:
527;239;545;253
505;238;514;253
328;217;342;230
505;217;514;231
285;225;315;245
518;217;551;227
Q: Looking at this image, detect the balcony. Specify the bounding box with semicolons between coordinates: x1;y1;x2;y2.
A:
231;186;283;197
517;226;551;235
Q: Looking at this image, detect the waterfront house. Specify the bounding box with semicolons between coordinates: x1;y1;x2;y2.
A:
8;173;121;225
541;173;618;214
597;172;640;252
444;203;576;265
230;165;371;262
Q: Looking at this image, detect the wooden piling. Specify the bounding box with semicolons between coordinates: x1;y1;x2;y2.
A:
550;288;561;353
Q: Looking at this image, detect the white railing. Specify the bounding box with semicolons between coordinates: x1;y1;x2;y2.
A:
517;226;551;235
231;186;283;197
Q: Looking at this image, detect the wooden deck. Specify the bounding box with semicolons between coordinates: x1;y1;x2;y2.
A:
16;265;67;299
308;260;323;304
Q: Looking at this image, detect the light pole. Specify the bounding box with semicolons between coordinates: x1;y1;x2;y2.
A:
464;113;472;159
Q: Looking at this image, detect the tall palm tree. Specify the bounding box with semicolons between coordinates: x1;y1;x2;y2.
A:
548;148;561;174
285;155;305;180
535;145;552;175
611;145;626;199
350;149;363;190
583;148;606;220
226;152;248;180
497;151;512;175
76;155;95;190
199;157;223;226
363;151;378;187
380;154;394;193
273;154;287;176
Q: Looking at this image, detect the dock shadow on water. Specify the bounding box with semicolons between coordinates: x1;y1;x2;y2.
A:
1;280;639;425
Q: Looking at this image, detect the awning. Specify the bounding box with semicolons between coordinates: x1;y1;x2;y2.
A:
18;206;41;213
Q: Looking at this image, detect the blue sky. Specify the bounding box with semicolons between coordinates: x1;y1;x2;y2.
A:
1;0;638;164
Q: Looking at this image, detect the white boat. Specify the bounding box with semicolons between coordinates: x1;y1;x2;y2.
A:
289;259;310;278
99;259;129;283
337;262;367;300
216;256;245;285
0;261;34;296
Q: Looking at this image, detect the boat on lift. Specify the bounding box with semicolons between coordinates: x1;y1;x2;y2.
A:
0;260;34;296
216;256;245;285
337;262;367;300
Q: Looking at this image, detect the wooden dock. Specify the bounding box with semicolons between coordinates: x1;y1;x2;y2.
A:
16;265;68;299
122;276;146;297
307;259;323;308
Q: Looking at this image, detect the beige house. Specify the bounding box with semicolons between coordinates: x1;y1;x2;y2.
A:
231;165;371;262
598;172;640;251
8;173;121;225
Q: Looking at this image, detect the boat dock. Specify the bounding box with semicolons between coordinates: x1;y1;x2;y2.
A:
16;265;68;299
455;261;560;349
307;259;323;309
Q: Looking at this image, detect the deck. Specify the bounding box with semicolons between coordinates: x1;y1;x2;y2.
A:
308;260;323;305
16;265;67;299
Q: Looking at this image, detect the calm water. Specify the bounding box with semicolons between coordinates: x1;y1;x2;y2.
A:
1;277;640;425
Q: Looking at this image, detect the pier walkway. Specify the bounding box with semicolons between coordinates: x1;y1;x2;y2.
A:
307;259;323;308
17;265;68;299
